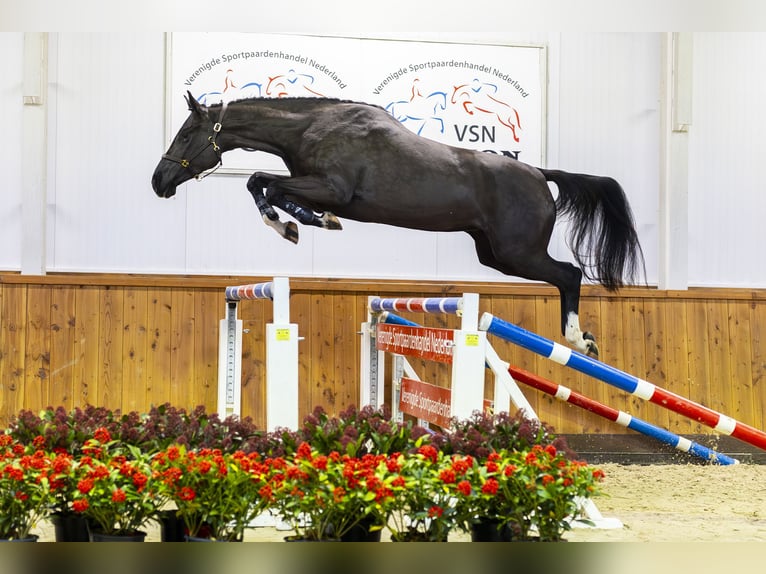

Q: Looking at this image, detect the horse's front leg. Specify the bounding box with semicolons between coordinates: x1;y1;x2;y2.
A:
246;172;300;242
247;172;341;244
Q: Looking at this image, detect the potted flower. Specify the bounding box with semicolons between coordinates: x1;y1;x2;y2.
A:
384;443;462;542
46;447;91;541
453;445;606;541
152;445;271;541
265;442;398;541
69;429;165;541
0;434;55;541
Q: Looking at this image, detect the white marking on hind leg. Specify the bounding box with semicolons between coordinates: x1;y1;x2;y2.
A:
565;312;588;353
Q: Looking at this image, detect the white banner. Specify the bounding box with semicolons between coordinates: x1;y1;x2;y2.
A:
166;33;546;174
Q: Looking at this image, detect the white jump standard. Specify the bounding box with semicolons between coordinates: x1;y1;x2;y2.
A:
218;277;299;431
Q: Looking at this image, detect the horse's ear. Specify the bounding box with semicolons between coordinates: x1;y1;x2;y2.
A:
185;91;204;116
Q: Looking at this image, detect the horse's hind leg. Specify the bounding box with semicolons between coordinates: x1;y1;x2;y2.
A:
469;230;599;357
246;172;341;244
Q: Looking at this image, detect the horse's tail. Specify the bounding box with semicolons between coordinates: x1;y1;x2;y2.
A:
540;169;645;291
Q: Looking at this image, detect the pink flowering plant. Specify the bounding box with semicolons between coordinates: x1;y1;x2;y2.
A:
69;428;165;536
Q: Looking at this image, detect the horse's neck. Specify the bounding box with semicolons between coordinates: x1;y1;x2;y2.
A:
221;99;316;154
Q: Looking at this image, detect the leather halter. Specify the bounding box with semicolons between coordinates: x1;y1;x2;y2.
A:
162;102;228;180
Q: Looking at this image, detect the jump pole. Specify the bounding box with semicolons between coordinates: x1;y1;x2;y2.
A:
480;312;766;452
508;365;738;465
219;277;299;431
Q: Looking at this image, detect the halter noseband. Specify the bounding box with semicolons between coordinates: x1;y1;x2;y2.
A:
162;102;228;180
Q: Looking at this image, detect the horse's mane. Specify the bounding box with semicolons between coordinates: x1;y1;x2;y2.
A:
206;96;387;113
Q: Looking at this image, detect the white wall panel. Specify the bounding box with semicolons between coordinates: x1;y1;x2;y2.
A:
554;33;660;286
48;32;187;273
0;33;24;270
688;33;766;287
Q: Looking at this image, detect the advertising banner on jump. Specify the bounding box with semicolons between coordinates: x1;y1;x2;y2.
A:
375;322;454;364
399;377;452;429
167;33;546;174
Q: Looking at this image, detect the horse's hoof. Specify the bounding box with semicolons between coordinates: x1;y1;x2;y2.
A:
323;212;342;230
583;332;599;359
284;221;299;244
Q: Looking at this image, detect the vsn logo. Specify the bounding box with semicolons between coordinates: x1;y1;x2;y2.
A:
384;78;522;160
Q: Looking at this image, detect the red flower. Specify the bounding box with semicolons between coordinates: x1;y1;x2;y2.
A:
312;455;328;471
112;488;127;503
296;442;312;460
167;445;180;460
481;478;499;495
439;468;456;484
132;471;148;490
457;480;472;496
542;474;555;485
77;478;95;494
486;461;499;473
417;445;438;463
178;486;196;501
392;476;406;488
427;505;444;518
72;498;89;512
592;469;606;480
93;427;112;443
503;464;517;477
544;444;557;457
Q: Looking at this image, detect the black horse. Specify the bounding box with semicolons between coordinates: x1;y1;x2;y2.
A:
152;92;644;357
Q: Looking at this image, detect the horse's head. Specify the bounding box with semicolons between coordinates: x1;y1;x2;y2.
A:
151;91;225;198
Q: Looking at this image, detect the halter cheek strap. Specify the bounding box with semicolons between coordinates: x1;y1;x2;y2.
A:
162;102;228;179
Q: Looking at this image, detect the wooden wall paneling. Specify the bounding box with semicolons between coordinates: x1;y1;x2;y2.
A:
169;290;195;410
0;285;28;423
309;292;336;415
239;290;267;428
194;290;222;416
98;287;124;411
728;300;756;427
749;299;766;431
24;285;51;411
122;287;148;414
332;292;360;411
507;295;543;417
686;299;713;433
706;300;732;416
618;298;646;422
593;296;626;433
49;286;77;409
146;288;173;410
642;297;670;432
663;299;691;435
534;294;565;431
73;287;101;406
571;295;603;433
